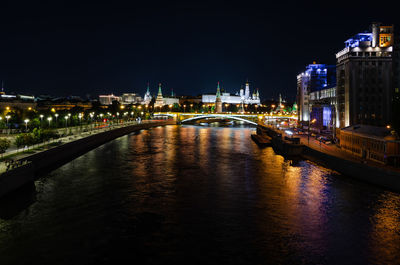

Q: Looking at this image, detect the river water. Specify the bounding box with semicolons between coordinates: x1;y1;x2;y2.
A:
0;125;399;264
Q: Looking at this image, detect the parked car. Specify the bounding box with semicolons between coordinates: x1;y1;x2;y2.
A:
320;137;332;144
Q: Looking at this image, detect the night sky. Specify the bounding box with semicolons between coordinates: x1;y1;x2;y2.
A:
0;1;399;101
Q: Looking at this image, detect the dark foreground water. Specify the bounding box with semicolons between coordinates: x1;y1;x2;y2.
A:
0;125;400;264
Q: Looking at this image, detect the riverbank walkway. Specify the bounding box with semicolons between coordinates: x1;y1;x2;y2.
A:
0;120;170;174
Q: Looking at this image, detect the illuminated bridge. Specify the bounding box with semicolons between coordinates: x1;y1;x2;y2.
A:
152;112;297;126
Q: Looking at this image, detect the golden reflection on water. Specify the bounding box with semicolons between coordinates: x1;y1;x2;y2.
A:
198;128;210;175
164;126;177;172
257;150;331;255
369;193;400;263
179;126;196;166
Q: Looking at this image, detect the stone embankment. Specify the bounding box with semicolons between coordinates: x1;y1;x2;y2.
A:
301;146;400;193
257;123;400;192
0;120;175;198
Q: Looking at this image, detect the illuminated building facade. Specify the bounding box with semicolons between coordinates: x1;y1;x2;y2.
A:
202;81;260;105
99;94;121;105
142;83;152;105
121;93;142;104
297;62;336;131
340;124;400;166
336;22;395;128
154;83;179;108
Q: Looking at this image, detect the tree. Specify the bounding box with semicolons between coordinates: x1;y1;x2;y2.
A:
0;138;10;157
15;134;25;149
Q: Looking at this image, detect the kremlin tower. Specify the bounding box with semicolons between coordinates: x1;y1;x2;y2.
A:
154;83;164;108
215;82;223;113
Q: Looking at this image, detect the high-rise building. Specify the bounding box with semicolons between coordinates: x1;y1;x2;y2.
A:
393;32;400;131
297;62;336;128
335;22;395;128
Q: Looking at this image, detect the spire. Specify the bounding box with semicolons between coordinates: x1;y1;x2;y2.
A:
216;81;221;98
256;88;259;98
146;82;150;94
158;83;162;96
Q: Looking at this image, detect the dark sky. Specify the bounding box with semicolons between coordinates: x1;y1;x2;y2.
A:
0;0;399;101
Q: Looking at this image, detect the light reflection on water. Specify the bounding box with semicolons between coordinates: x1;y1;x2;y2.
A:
0;125;399;264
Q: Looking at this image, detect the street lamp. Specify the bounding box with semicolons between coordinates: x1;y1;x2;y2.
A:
65;115;69;128
54;113;59;127
183;105;186;113
5;115;10;133
47;117;52;127
40;114;44;127
24;119;29;131
308;118;316;145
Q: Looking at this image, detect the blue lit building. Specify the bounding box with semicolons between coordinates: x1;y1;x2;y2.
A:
336;22;395;128
297;62;336;131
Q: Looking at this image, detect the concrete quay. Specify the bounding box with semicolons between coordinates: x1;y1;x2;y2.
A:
0;120;175;198
299;138;400;193
258;123;400;192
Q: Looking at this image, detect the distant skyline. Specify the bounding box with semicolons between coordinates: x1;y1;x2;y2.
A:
1;1;399;100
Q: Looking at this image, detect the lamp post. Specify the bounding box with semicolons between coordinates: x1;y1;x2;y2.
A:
183;105;186;113
54;113;58;127
47;117;52;127
308;118;316;146
5;115;10;134
24;119;29;131
40;114;44;128
65;115;69;128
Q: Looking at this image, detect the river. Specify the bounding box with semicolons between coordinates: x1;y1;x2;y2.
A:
0;125;399;264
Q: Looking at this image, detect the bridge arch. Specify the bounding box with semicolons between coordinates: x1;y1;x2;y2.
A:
153;113;175;118
180;114;258;126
